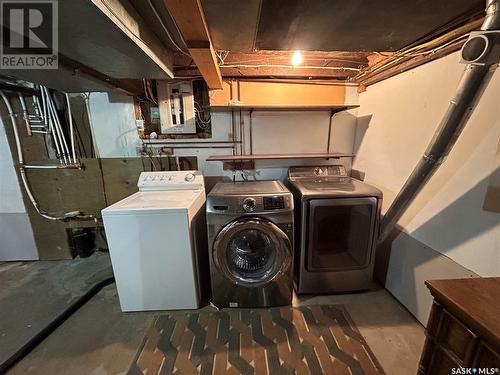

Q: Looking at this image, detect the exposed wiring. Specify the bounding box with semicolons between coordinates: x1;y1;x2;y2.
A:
145;0;190;57
215;50;230;65
356;20;479;81
403;33;470;57
99;0;188;66
146;80;157;105
217;54;365;67
220;63;361;72
194;100;211;130
356;35;469;81
142;79;158;105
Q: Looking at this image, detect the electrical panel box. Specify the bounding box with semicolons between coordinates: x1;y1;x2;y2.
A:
157;81;196;134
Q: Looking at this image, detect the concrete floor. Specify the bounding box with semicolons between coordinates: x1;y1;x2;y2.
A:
0;254;425;375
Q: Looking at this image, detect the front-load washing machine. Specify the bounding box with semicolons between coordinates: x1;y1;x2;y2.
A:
207;181;294;308
102;170;208;312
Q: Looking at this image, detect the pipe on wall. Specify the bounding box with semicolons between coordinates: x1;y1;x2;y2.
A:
17;93;32;136
0;90;94;222
379;0;500;242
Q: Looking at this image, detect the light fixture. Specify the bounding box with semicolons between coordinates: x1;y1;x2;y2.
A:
291;50;303;66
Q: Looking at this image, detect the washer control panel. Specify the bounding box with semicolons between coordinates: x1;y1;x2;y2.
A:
289;165;347;178
137;171;204;191
208;194;292;214
263;196;285;210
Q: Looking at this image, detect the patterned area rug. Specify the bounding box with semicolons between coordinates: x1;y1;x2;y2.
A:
129;305;385;375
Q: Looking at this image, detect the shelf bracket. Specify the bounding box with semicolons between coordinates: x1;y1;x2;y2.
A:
249;109;254;155
326;109;335;155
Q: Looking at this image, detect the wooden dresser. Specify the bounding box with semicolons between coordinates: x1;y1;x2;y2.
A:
419;278;500;374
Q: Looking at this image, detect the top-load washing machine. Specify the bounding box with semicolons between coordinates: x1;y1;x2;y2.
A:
286;166;382;294
102;170;208;312
207;181;294;308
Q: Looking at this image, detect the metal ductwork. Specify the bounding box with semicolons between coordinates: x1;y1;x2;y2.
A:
379;0;500;242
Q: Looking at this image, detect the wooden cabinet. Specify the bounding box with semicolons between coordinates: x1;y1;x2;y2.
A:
419;278;500;374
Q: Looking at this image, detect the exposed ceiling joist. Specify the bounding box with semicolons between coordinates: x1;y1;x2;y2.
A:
164;0;223;89
173;51;370;80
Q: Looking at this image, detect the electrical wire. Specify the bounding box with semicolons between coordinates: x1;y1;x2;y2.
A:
144;0;190;57
194;100;211;130
217;54;365;67
356;21;478;81
146;80;158;105
220;63;361;72
99;0;187;63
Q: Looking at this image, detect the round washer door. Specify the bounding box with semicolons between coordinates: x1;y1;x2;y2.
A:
213;217;292;287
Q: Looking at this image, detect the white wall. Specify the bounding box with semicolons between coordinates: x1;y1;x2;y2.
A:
88;92;140;158
0;118;25;213
354;51;500;277
171;108;357;183
0;116;38;260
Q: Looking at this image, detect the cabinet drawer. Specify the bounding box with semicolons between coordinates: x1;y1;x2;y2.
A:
473;342;500;367
419;337;435;373
436;310;477;364
427;347;462;375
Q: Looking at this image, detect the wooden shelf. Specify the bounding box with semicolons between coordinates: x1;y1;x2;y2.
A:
207;104;359;114
206;153;354;162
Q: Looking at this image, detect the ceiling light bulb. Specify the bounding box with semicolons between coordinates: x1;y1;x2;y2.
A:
291;50;302;66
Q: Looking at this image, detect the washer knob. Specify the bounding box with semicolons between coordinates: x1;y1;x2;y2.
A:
184;173;195;182
243;197;256;212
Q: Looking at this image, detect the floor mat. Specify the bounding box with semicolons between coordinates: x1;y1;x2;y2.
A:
128;304;385;375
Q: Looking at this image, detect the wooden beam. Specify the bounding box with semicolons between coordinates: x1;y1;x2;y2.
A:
90;0;174;78
164;0;223;89
174;66;356;80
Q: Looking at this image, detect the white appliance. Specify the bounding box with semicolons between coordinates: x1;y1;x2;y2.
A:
157;80;196;134
101;170;207;312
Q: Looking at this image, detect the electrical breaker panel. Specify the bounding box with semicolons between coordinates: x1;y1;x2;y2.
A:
157;81;196;134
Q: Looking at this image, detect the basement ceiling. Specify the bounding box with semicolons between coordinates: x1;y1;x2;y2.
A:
202;0;484;52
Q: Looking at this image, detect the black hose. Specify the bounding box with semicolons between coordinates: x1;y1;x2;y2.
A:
0;277;115;374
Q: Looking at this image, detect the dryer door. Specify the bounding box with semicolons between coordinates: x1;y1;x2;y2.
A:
213;217;292;287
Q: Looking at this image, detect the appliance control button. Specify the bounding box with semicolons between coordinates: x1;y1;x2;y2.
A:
314;167;323;176
184;173;195;182
243;198;256;212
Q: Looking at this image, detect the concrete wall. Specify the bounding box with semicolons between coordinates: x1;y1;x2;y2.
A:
353;51;500;323
0;115;38;260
